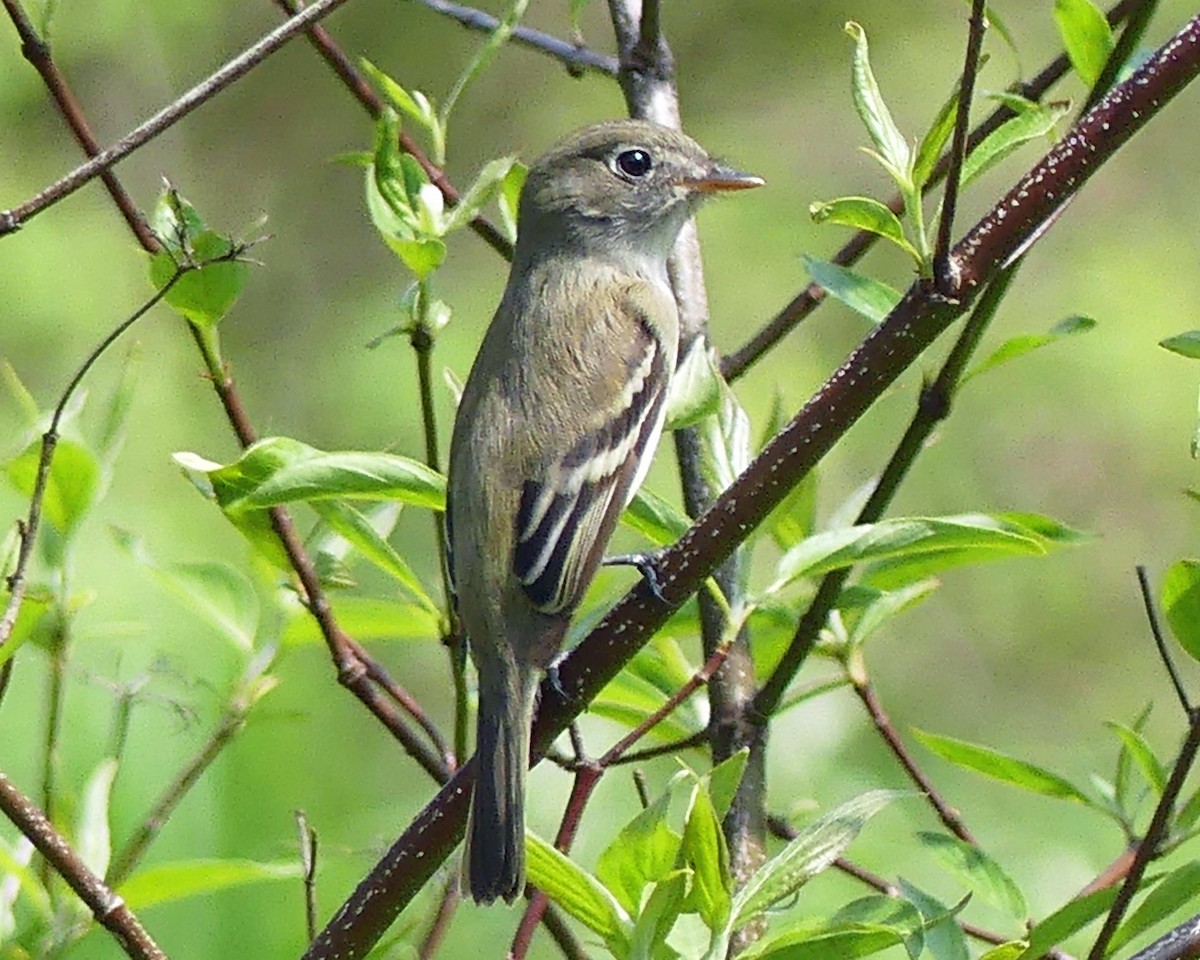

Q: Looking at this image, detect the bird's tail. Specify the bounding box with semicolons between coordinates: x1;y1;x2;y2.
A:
464;663;537;904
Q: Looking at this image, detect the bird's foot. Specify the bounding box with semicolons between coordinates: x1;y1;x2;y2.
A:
603;550;667;602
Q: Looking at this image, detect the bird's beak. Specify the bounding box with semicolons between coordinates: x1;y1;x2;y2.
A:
681;164;765;193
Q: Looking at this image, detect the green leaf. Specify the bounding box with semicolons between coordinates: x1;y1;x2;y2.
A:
77;758;118;880
961;101;1071;188
387;236;447;280
1161;559;1200;663
2;360;41;427
595;788;682;914
845;21;911;188
623;487;690;546
809;199;918;263
114;529;260;650
281;595;441;645
913;82;961;191
181;438;446;515
804;254;902;324
913;730;1093;804
963;315;1097;383
98;344;141;471
1108;861;1200;954
443;156;517;234
708;749;750;822
763;465;819;553
680;786;732;930
839;580;939;650
5;437;101;536
630;870;689;960
359;60;439;135
978;945;1029;960
916;832;1027;921
1160;331;1200;359
768;514;1051;597
732;790;903;928
526;833;632;951
1018;886;1119;959
497;161;527;244
749;925;906;960
864;512;1088;590
1104;722;1166;795
897;880;971;960
310;501;438;614
666;339;725;429
118;858;301;911
148;230;249;329
1053;0;1115;88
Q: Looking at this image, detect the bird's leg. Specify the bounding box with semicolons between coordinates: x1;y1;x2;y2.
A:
603;550;667;602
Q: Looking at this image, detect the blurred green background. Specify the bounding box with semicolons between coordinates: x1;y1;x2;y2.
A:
3;0;1200;957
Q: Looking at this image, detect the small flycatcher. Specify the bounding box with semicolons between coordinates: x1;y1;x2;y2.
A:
446;119;761;904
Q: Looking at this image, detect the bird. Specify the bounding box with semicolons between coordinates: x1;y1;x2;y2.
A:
445;119;762;904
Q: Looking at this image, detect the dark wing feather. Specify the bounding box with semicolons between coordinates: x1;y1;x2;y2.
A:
513;317;668;614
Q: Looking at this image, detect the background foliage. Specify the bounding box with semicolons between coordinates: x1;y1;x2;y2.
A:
3;0;1200;957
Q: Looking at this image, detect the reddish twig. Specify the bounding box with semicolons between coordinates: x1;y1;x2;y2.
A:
0;0;356;236
0;770;167;960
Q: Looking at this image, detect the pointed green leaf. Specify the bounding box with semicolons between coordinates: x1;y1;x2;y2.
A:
1162;559;1200;663
77;758;118;880
497;161;527;244
1104;722;1166;795
595;788;682;914
118;859;302;910
749;925;905;960
832;895;927;960
443;156;517;234
916;832;1027;921
526;833;632;950
913;730;1093;804
897;880;971;960
680;786;732;929
624;487;690;546
963;316;1096;383
913;82;961;191
961;101;1071;188
1160;331;1200;359
6;437;100;536
666;339;725;429
708;749;750;822
630;870;689;960
732;790;903;928
809;199;918;263
801;254;902;326
1018;886;1120;959
1108;861;1200;954
148;230;248;329
1053;0;1115;88
845;22;911;187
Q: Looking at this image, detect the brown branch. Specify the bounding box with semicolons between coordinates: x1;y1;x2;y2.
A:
934;0;988;287
852;678;977;845
412;0;618;76
1;0;158;249
0;770;167;960
1128;912;1200;960
300;18;1200;957
0;0;356;236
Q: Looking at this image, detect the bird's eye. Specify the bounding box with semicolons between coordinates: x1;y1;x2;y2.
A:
614;148;654;178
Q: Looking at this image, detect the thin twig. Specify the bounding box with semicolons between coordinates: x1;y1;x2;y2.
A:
412;0;618;76
718;0;1148;382
1;270;190;647
934;0;988;288
416;875;459;960
296;811;319;944
0;770;167;960
1;0;158;249
1136;565;1191;715
0;0;356;236
852;678;976;844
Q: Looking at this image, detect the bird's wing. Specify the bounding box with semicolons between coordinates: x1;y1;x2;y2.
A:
512;311;670;615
